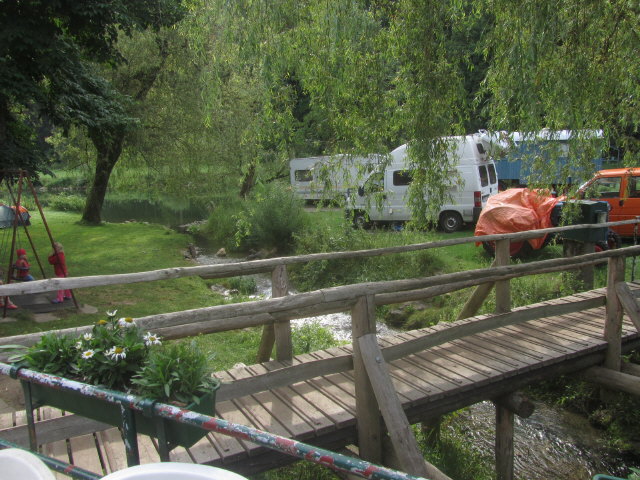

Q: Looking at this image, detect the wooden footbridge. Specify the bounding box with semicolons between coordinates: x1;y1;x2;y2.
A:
1;220;640;480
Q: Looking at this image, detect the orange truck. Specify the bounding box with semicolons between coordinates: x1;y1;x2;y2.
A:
578;167;640;238
475;168;639;256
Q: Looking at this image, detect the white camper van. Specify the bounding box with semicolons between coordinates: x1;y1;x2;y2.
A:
346;133;500;232
290;155;381;202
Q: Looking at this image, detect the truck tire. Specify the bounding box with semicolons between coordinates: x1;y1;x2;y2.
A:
439;211;463;233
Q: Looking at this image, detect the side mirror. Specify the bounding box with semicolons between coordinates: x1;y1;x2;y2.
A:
358;186;364;197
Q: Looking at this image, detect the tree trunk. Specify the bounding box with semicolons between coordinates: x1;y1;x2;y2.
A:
81;131;124;224
239;162;256;198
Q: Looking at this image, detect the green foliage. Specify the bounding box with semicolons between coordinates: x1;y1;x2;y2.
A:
225;276;258;295
291;219;442;290
74;314;151;390
234;182;309;253
132;340;218;405
16;333;78;378
44;194;86;213
291;322;339;355
203;195;245;251
0;0;185;174
417;416;493;480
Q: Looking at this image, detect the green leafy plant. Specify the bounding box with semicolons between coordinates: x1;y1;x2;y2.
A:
132;340;216;405
11;310;217;403
18;333;77;377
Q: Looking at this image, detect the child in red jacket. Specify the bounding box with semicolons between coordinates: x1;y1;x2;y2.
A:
14;248;34;281
48;242;72;303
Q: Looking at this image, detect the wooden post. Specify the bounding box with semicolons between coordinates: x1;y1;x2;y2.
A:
494;239;511;314
272;265;292;361
457;259;497;320
581;242;595;289
256;264;290;363
604;256;625;371
495;404;514;480
351;295;382;464
358;334;451;480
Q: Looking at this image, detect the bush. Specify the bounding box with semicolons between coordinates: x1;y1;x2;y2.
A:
42;194;85;212
226;276;257;295
234;182;308;253
202;195;244;251
291;221;442;290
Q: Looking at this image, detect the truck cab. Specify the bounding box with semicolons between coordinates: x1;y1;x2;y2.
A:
579;168;640;237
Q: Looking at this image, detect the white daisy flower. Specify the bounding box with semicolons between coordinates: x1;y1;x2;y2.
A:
143;332;162;346
75;341;83;349
117;317;135;328
81;350;95;359
106;346;127;361
106;309;118;317
82;333;93;341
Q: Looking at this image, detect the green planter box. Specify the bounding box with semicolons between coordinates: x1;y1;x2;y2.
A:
27;380;220;449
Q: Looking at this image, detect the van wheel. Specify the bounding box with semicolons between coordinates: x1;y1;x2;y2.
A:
352;211;370;229
439;212;463;233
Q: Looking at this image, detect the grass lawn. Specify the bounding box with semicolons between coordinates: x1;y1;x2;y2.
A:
0;210;224;339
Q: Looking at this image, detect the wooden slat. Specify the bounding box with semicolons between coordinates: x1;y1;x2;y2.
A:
68;433;104;475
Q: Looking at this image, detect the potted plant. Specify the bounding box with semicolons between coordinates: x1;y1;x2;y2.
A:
9;310;220;449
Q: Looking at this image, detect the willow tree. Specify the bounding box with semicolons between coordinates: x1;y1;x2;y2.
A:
481;0;640;186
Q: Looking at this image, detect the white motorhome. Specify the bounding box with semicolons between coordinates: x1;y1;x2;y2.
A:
290;155;381;202
346;133;500;232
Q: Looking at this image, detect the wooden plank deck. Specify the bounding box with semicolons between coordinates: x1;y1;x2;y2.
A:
1;286;640;477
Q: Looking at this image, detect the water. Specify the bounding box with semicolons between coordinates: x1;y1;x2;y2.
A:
453;401;633;479
101;196;208;227
195;250;635;479
196;251;395;341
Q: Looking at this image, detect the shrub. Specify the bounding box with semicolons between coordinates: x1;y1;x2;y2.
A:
44;194;85;212
291;221;441;290
225;276;258;295
202;195;244;251
234;182;308;253
132;340;216;405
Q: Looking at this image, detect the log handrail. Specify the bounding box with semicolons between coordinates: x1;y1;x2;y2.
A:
0;219;637;296
1;246;637;351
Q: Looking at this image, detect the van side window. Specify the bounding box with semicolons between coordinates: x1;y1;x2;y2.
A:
630;176;640;198
393;170;413;186
478;165;488;187
295;170;313;182
590;176;622;198
488;164;497;184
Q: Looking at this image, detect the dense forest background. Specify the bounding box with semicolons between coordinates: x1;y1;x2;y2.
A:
2;0;639;224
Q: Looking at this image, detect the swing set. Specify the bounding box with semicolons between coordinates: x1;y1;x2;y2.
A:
0;170;78;317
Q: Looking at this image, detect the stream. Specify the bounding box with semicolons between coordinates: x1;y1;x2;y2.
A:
196;250;636;479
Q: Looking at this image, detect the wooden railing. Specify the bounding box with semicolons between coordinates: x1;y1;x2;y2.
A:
1;219;640;479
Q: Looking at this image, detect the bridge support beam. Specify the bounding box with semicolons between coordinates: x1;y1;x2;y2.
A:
256;265;291;363
352;295;382;464
493;392;535;480
495;404;514;480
